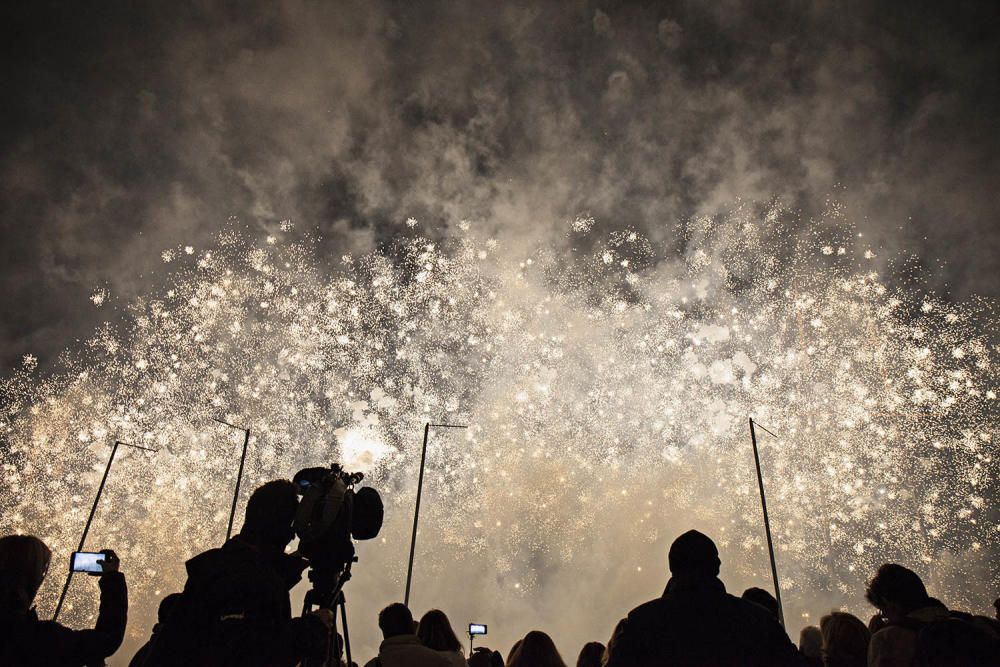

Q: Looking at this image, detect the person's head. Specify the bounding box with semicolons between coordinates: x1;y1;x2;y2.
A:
576;641;605;667
0;534;52;614
506;639;523;665
741;587;780;619
865;564;930;621
416;609;462;653
241;479;299;550
508;631;567;667
668;530;720;578
799;625;822;659
820;612;871;667
378;602;414;640
153;592;182;632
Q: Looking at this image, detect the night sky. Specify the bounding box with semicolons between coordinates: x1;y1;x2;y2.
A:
2;0;1000;367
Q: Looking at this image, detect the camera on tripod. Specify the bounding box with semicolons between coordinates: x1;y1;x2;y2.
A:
293;463;384;611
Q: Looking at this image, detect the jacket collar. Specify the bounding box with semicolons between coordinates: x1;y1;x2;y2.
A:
662;574;726;597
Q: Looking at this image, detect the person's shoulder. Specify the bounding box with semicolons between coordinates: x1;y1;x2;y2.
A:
438;649;468;667
628;596;668;617
404;643;454;666
418;643;454;661
871;623;917;647
868;624;917;666
186;541;264;582
185;545;225;575
723;591;775;620
621;596;674;635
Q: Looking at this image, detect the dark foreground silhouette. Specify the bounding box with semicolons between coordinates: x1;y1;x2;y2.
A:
138;480;328;667
0;536;126;666
2;479;999;667
604;529;800;667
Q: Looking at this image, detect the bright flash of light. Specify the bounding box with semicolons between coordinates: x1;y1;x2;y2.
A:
336;426;394;472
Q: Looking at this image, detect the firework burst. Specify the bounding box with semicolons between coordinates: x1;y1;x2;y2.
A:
2;204;997;648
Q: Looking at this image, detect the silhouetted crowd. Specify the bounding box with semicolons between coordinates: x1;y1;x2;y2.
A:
2;478;998;666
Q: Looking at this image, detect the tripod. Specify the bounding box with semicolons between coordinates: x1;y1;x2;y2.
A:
301;559;355;667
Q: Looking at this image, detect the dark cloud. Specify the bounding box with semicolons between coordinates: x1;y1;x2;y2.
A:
2;0;1000;370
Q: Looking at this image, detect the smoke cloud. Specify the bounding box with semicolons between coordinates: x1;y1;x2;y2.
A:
3;1;1000;369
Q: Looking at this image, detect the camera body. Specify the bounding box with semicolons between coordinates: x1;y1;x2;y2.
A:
292;464;383;608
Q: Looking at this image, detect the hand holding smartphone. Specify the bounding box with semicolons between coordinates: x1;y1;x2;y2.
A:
70;549;119;575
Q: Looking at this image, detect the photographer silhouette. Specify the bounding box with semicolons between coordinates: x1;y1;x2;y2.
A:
139;480;328;667
0;535;127;666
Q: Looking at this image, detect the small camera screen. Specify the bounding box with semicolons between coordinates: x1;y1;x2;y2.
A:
469;623;487;635
71;552;105;573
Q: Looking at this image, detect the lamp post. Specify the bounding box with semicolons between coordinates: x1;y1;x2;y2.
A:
214;417;251;541
404;422;468;607
749;417;784;628
53;439;158;620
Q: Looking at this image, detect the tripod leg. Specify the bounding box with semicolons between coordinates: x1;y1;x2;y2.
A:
327;598;337;667
340;595;352;667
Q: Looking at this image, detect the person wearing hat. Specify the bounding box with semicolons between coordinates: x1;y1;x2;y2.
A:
604;529;799;667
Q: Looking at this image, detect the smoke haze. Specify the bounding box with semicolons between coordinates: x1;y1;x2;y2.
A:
3;1;1000;665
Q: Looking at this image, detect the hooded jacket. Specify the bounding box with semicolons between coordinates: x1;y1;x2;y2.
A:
0;571;127;667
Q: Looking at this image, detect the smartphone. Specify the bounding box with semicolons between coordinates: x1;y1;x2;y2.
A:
70;551;106;574
469;623;487;636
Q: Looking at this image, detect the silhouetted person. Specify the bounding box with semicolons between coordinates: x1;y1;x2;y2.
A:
0;535;127;666
913;616;1000;667
604;529;799;667
416;609;465;667
141;480;328;666
865;564;948;667
467;647;504;667
799;625;823;667
819;612;870;667
576;640;606;667
363;603;449;667
742;586;780;620
506;639;523;664
507;630;567;667
128;592;181;667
